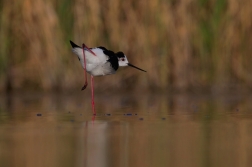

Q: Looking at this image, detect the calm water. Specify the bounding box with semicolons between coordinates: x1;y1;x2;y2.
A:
0;92;252;167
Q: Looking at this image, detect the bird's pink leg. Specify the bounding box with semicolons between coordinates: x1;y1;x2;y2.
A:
91;75;96;115
83;43;96;56
92;115;96;122
82;44;88;90
81;43;96;90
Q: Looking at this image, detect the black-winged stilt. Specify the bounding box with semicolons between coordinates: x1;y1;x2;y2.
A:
70;40;146;115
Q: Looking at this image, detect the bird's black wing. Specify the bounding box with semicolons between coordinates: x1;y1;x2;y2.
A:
103;50;119;71
97;46;108;51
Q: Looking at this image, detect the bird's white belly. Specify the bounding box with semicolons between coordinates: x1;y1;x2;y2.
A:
86;63;115;76
86;64;104;76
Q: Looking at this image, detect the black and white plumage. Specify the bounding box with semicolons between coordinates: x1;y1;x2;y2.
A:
70;40;146;76
69;40;146;115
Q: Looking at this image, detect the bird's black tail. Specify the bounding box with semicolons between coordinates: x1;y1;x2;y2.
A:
70;40;81;48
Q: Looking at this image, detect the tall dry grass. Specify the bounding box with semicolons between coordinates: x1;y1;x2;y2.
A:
0;0;252;93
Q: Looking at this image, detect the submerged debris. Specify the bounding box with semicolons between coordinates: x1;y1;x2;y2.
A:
37;113;42;116
124;113;132;116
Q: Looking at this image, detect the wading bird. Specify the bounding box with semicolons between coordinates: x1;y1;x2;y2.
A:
70;40;146;115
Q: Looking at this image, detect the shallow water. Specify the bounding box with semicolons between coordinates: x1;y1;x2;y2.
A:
0;93;252;167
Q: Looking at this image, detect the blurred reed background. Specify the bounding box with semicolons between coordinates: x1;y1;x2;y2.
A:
0;0;252;93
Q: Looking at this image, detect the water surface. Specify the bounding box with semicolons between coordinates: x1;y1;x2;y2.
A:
0;93;252;167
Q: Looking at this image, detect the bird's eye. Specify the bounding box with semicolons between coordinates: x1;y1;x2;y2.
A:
121;58;125;61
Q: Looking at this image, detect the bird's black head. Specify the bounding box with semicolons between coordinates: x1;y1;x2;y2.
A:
116;52;128;66
116;52;125;58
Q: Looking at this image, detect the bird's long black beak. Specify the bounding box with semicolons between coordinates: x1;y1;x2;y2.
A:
128;63;147;72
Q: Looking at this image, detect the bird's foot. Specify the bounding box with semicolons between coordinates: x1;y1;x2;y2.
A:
81;82;88;90
81;85;87;90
